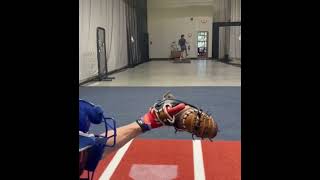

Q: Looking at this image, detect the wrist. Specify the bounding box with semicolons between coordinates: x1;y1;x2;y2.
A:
135;119;151;133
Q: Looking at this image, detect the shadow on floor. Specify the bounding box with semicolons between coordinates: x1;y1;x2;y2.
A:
217;59;241;68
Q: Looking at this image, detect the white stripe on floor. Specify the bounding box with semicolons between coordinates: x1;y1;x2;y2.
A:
88;82;100;86
99;139;134;180
193;140;206;180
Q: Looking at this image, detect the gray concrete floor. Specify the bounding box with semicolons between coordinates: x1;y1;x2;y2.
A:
84;60;241;87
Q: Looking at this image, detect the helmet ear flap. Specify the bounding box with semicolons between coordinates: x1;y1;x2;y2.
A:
79;100;104;132
89;106;104;124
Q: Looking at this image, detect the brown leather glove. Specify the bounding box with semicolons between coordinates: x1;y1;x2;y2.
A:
151;92;219;141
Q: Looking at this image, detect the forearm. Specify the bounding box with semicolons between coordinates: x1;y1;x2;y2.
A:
103;122;142;156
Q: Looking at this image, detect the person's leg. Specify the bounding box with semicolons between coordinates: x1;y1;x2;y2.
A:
178;46;182;60
182;50;186;59
179;50;184;60
181;48;186;59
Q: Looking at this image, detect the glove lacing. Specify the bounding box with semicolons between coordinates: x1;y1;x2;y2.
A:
153;103;175;125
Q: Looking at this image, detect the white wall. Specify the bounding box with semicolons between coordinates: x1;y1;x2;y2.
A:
79;0;128;82
148;5;213;59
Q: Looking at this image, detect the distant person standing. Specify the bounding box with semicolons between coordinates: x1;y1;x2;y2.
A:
178;34;188;59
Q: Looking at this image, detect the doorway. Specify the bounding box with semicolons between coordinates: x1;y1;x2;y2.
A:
197;31;208;59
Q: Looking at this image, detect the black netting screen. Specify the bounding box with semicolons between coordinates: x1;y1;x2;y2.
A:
97;27;107;79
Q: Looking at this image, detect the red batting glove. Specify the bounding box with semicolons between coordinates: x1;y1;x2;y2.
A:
136;103;186;132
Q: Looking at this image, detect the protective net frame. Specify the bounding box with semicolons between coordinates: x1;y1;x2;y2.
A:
96;27;115;81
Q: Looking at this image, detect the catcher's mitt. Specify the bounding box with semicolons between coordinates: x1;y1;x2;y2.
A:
152;92;218;141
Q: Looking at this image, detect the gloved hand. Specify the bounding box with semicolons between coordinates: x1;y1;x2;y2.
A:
136;103;186;132
147;92;219;140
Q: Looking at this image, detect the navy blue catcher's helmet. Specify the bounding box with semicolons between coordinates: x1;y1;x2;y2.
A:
79;99;117;180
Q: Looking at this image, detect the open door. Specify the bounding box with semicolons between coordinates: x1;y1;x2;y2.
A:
197;31;208;59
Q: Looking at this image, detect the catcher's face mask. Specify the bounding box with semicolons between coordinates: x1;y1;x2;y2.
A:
79;99;117;179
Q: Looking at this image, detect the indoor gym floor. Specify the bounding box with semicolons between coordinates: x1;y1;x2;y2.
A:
80;60;241;180
83;60;241;87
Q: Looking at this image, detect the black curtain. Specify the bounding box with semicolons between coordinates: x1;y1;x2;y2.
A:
125;0;149;68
